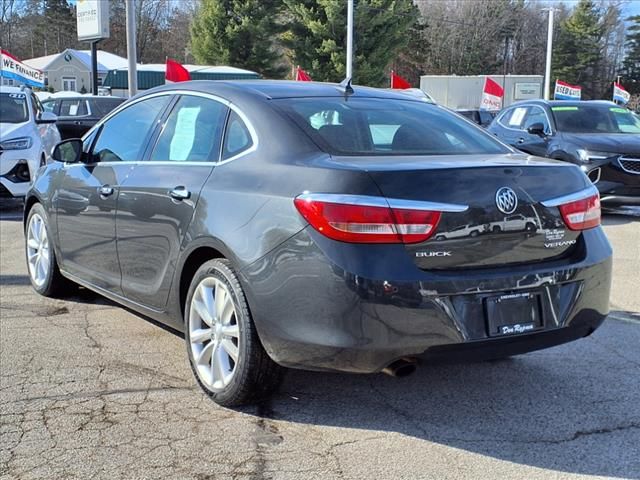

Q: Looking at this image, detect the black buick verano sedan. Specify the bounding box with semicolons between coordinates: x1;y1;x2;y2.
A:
24;81;612;406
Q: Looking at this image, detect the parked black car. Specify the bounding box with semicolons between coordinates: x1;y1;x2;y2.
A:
25;81;612;406
457;109;499;127
488;100;640;205
41;95;126;139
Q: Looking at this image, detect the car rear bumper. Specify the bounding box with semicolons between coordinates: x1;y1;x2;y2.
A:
241;227;612;374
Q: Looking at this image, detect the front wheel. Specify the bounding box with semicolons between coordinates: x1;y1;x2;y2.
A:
185;259;284;407
25;203;73;297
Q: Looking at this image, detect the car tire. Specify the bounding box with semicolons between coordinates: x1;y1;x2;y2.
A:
25;203;74;297
185;259;284;407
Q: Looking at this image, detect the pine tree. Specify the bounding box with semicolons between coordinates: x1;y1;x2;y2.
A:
551;0;603;98
282;0;418;86
622;16;640;95
190;0;286;78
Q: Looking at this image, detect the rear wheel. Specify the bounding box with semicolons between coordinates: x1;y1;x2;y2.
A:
185;259;284;407
25;203;73;297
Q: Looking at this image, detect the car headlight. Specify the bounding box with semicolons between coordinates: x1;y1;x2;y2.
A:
576;149;617;162
0;137;33;150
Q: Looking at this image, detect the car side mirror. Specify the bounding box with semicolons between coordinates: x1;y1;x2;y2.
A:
36;111;57;124
52;139;83;163
526;122;547;138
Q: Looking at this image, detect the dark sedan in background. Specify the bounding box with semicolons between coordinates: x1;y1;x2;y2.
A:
41;95;125;139
457;109;499;127
25;81;612;406
488;100;640;205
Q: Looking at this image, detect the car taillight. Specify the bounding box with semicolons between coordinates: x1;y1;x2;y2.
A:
294;194;441;244
558;193;601;230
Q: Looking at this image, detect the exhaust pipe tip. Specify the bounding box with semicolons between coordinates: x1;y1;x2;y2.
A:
382;357;417;378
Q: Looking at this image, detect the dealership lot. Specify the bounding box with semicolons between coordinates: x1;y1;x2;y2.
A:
1;199;639;480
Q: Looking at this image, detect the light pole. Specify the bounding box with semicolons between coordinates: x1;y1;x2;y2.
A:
346;0;354;80
125;0;138;97
543;7;554;100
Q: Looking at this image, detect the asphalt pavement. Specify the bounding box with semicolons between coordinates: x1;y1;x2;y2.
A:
1;198;639;480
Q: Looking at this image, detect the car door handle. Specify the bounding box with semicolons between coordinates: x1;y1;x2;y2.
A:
517;137;525;144
73;121;83;125
169;186;190;200
99;185;114;197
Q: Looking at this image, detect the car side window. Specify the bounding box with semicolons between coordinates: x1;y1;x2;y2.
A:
499;107;527;130
42;100;56;114
222;111;253;160
523;106;550;133
59;99;89;117
91;95;170;163
150;95;228;162
30;93;42;118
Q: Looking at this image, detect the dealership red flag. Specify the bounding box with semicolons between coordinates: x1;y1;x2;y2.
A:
390;71;411;89
295;66;312;81
480;77;504;110
165;58;191;83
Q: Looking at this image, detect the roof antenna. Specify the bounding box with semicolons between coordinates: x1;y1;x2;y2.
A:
338;77;354;96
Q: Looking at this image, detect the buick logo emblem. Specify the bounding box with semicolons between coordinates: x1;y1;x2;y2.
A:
495;187;518;214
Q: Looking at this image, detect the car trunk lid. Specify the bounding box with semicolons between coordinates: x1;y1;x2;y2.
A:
331;154;592;270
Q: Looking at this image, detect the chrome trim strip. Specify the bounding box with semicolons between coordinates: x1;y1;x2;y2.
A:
541;185;599;207
76;89;258;167
296;193;469;212
587;167;601;184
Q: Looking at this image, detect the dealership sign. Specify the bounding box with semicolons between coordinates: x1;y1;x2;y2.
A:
554;80;581;100
0;49;45;88
514;82;541;100
76;0;110;41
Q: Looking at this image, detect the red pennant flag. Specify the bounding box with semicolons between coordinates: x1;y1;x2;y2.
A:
296;66;312;82
390;71;411;89
166;58;191;83
480;77;504;110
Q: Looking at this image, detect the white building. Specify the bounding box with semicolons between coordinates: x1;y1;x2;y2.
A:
23;49;128;93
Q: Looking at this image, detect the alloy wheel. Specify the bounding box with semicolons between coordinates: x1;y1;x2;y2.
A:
188;277;240;392
26;213;50;288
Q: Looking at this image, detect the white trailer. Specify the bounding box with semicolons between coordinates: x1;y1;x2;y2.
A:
420;75;544;110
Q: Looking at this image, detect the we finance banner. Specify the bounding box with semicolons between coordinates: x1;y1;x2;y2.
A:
1;50;45;88
554;80;581;100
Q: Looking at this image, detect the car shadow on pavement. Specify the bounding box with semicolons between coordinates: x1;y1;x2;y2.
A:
239;320;640;479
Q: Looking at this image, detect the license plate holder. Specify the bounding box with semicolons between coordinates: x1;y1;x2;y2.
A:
485;292;543;337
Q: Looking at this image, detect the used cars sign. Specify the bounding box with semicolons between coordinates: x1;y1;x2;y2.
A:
76;0;110;42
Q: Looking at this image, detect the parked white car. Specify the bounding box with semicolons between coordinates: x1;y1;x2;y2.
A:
488;214;538;233
1;86;60;198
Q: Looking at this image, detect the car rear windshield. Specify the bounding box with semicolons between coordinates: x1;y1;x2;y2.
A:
552;105;640;134
0;93;29;123
274;97;510;156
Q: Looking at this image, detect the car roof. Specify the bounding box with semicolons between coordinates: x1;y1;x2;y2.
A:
0;85;28;94
511;99;619;108
144;80;429;103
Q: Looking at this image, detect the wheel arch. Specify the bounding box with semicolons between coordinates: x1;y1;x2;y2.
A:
23;194;42;229
176;238;238;321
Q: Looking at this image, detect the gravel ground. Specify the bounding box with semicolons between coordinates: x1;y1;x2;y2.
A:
1;199;639;480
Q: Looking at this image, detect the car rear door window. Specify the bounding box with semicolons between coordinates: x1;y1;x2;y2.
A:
59;99;89;117
222;111;253;160
91;95;170;163
150;95;228;162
